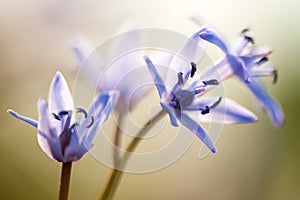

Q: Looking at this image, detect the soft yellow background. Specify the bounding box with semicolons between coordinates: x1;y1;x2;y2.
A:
1;0;299;199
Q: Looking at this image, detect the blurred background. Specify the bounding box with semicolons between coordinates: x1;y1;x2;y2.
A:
1;0;299;199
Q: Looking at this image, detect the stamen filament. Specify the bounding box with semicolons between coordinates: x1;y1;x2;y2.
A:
76;107;88;118
178;72;184;85
86;116;94;128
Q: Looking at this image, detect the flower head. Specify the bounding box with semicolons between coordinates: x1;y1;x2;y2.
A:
198;28;284;127
144;55;258;153
72;25;171;114
8;72;119;163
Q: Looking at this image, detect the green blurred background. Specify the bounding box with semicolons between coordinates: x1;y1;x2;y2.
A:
1;0;299;199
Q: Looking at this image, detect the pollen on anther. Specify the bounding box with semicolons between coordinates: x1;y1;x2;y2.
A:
59;110;70;117
241;28;250;35
190;62;197;78
201;106;210;115
53;113;61;120
203;79;219;86
272;70;278;84
257;57;269;66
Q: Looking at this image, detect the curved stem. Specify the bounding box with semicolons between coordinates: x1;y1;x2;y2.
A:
98;110;166;200
59;162;73;200
113;114;124;166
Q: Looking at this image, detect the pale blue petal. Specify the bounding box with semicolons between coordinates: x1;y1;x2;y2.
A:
48;72;74;114
72;35;93;64
64;131;88;162
169;27;206;85
186;97;258;124
246;78;284;127
191;58;233;88
227;55;251;83
82;91;119;145
240;50;271;70
160;102;179;127
199;29;228;53
144;55;167;98
72;36;105;90
178;113;217;153
7;109;38;128
37;99;63;162
250;67;276;79
199;29;250;83
90;91;119;126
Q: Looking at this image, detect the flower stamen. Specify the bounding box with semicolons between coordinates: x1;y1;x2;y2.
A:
256;57;269;66
76;107;88;118
200;97;222;115
178;72;184;85
52;110;71;121
240;28;254;44
272;70;278;84
53;113;61;120
203;79;219;86
190;62;197;78
86;116;94;128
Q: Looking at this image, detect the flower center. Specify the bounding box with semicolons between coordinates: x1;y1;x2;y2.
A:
52;108;94;156
172;62;220;112
52;107;94;129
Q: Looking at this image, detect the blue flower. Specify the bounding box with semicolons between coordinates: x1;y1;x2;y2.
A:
198;28;284;127
71;25;172;114
8;72;119;163
144;56;258;153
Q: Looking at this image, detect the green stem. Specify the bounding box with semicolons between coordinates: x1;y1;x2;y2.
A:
98;110;166;200
59;162;73;200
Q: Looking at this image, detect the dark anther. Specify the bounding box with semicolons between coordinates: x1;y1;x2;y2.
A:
76;107;88;118
240;28;254;44
53;110;71;121
244;35;254;44
190;62;197;78
200;97;222;115
203;79;219;86
178;72;184;85
53;113;61;120
86;116;94;128
201;106;210;115
59;110;70;117
241;28;250;35
70;123;79;130
272;70;278;84
210;97;222;109
257;57;269;66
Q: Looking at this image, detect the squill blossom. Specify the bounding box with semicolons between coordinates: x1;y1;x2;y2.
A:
72;25;171;114
8;72;119;163
144;56;258;153
197;28;284;127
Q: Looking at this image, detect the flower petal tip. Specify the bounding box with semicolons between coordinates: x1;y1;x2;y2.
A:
211;147;217;153
143;55;151;63
55;71;63;78
7;109;38;128
274;118;285;128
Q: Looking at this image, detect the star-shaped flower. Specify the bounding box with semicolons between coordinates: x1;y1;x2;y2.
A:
198;28;284;127
8;72;119;163
144;55;258;153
